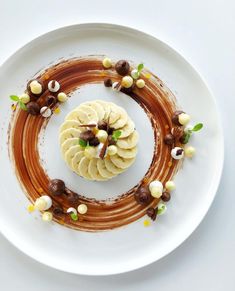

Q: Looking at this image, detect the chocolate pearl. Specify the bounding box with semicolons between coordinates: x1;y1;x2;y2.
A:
104;78;112;87
53;207;64;216
27;79;44;97
98;121;108;131
164;133;175;145
147;207;157;221
67;193;79;204
161;192;171;202
79;130;95;142
48;179;65;196
46;95;57;106
115;60;130;76
135;187;151;205
108;135;116;146
26;101;40;115
172;110;184;126
89;137;100;146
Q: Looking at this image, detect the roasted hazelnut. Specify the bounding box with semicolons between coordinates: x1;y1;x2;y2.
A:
104;78;112;87
115;60;130;76
98;121;108;131
172;110;184;126
147;207;157;221
46;95;57;106
89;137;100;146
161;192;171;202
134;187;152;205
67;192;79;204
53;207;64;216
26;101;40;115
79;130;95;142
164;133;175;145
48;179;65;196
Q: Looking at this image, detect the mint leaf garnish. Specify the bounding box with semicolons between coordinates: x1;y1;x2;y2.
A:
192;123;203;132
19;101;27;111
79;139;87;148
137;63;144;73
10;95;19;101
181;132;191;144
70;213;78;221
112;130;122;141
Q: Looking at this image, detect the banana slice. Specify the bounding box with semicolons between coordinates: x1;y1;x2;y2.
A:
97;159;116;179
65;108;80;121
72;151;85;174
119;119;135;138
83;101;105;120
110;154;135;169
78;157;93;180
96;100;111;120
59;120;81;132
104;158;124;174
61;138;79;158
59;128;81;144
110;107;128;129
117;146;137;159
108;103;122;124
64;145;82;168
78;105;99;122
88;159;107;181
117;131;139;149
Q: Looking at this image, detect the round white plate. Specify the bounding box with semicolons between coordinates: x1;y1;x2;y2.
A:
0;23;224;275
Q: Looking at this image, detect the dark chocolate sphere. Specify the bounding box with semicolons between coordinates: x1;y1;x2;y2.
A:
115;60;130;76
134;187;151;205
164;133;175;145
79;130;95;142
48;179;65;196
26;102;40;115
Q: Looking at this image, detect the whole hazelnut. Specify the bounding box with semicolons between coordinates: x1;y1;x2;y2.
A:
26;101;40;115
134;187;152;205
48;179;65;196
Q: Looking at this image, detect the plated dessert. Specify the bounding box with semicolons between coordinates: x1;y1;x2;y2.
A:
8;56;202;231
60;100;138;181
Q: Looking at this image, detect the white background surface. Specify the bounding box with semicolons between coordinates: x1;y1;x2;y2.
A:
0;0;234;290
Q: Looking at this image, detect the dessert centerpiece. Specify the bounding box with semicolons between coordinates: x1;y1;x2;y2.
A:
60;100;138;181
8;56;203;231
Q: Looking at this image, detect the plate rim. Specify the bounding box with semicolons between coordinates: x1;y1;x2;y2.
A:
0;22;224;276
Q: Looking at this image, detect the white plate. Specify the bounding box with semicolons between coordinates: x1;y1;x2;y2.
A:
0;23;224;275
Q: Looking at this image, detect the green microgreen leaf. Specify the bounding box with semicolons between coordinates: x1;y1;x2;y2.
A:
10;95;19;101
79;139;87;148
112;130;122;142
137;63;144;73
70;213;78;221
192;123;203;132
181;132;191;144
19;101;27;111
157;203;167;215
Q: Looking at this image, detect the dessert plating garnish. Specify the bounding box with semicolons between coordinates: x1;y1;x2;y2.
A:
48;80;60;93
171;147;184;160
180;123;203;144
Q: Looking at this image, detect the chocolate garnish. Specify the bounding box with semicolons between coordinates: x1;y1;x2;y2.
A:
104;78;112;87
164;133;175;145
79;124;97;128
115;60;130;76
79;130;95;142
48;179;65;196
134;187;152;205
99;138;109;159
176;149;184;156
172;110;184;126
26;101;40;115
161;192;171;202
147;207;157;221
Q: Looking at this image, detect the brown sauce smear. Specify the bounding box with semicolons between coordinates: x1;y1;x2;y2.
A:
9;57;181;232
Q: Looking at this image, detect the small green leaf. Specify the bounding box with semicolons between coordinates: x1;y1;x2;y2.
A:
137;63;144;72
70;213;78;221
10;95;19;101
79;139;87;148
181;132;191;144
112;130;122;141
157;203;167;215
192;123;203;132
19;101;27;111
